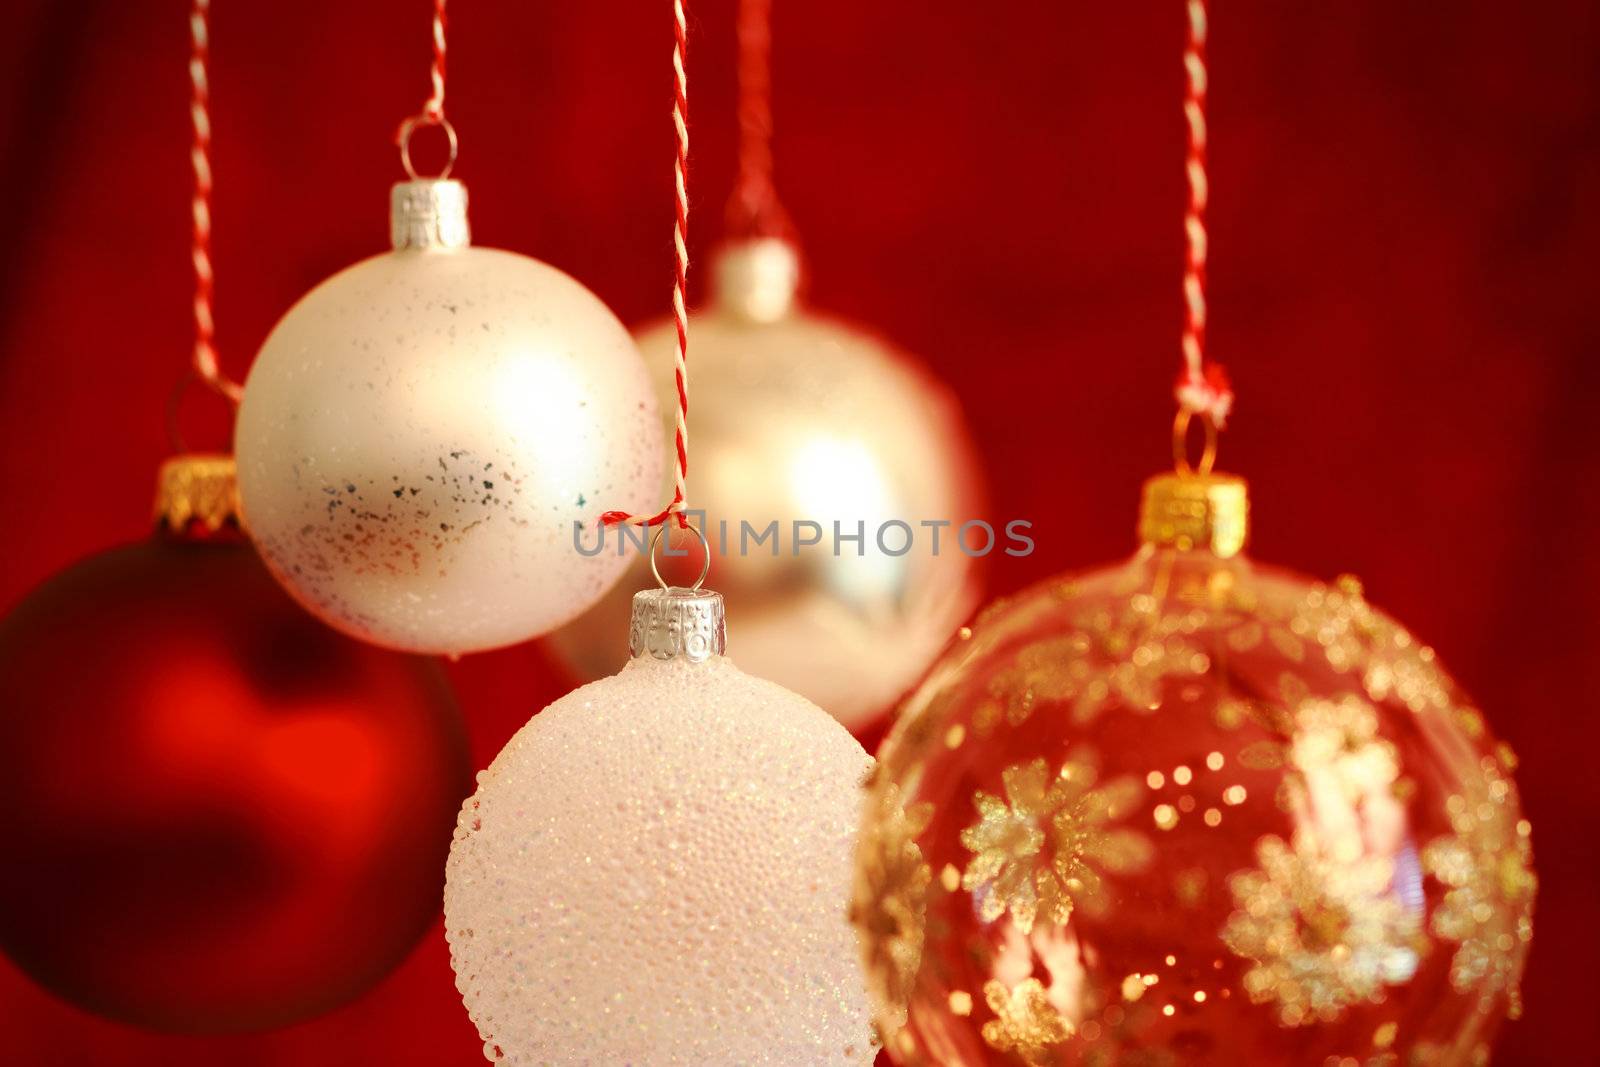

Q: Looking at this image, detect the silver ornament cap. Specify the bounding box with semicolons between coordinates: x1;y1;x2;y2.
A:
629;587;726;663
391;178;470;251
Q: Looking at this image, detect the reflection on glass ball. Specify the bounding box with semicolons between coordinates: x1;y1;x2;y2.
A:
551;239;983;730
853;470;1534;1066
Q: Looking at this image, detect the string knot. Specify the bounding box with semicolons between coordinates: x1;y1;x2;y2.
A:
1175;363;1233;429
600;501;690;530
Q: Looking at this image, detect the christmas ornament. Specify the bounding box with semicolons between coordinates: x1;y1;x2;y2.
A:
0;455;472;1033
852;447;1534;1064
446;9;874;1060
445;553;876;1064
235;5;660;656
551;238;984;730
552;0;982;729
852;5;1533;1063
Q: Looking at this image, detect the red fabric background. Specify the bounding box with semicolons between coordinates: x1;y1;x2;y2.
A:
1;1;1595;1063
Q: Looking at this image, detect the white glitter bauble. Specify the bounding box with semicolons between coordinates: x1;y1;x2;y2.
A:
444;588;877;1065
551;239;983;729
235;179;660;655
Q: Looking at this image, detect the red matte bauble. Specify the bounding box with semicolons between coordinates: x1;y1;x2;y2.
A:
0;518;472;1033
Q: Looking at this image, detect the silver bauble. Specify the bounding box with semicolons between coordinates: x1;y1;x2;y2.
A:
551;239;983;728
236;179;661;655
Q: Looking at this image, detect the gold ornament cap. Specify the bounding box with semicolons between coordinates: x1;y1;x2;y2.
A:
391;179;470;251
1138;471;1249;558
711;238;801;323
154;453;240;533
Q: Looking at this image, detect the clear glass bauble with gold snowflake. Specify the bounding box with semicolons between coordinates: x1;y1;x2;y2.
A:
852;419;1535;1067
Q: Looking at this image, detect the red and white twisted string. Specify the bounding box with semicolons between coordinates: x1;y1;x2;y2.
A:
604;0;691;531
421;0;447;121
727;0;788;238
188;0;241;403
394;0;448;151
1173;0;1233;427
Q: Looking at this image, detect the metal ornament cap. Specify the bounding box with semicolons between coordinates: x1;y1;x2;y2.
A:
711;237;801;324
390;179;470;251
154;453;240;533
1138;470;1250;558
629;587;727;663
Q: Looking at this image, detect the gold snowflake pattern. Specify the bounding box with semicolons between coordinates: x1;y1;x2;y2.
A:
851;783;934;1033
1224;616;1310;665
1221;832;1423;1026
1289;694;1402;800
1288;575;1453;713
1321;1026;1489;1067
961;755;1151;933
981;978;1073;1064
983;601;1207;727
1224;692;1404;844
1422;757;1536;1018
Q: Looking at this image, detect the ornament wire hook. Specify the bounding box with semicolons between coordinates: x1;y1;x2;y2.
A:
165;369;196;454
1173;408;1218;477
398;115;458;181
650;522;711;592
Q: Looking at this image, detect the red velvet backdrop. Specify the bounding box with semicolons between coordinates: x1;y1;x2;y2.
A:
1;1;1595;1063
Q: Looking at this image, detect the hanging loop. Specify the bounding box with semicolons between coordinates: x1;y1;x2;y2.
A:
165;369;196;453
649;522;710;591
1172;409;1218;477
398;114;458;181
